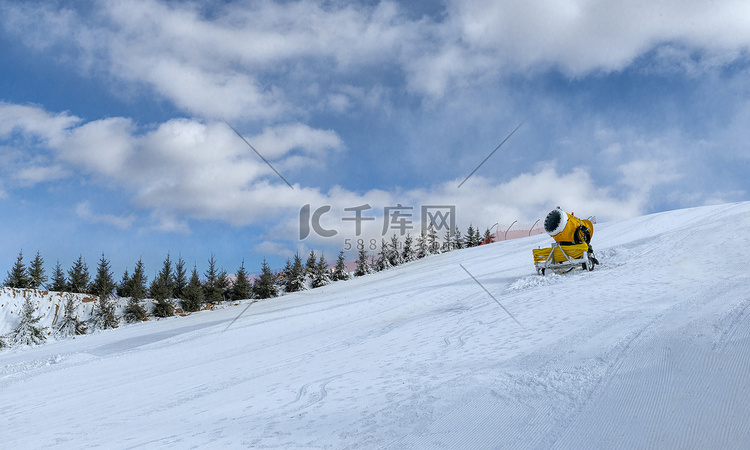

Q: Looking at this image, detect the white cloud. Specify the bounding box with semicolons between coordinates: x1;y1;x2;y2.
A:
4;1;750;110
75;201;136;229
13;164;69;186
0;101;79;144
251;241;295;259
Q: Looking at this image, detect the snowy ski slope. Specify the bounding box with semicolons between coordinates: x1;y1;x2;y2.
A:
2;202;750;448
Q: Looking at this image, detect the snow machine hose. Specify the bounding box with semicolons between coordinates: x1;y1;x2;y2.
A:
544;208;593;245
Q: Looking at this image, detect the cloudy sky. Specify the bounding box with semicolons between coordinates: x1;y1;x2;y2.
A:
1;0;749;278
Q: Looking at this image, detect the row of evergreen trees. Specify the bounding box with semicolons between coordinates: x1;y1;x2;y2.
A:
1;224;495;333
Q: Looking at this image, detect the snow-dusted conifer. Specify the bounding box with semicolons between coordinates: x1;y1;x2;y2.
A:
389;234;404;266
464;224;477;248
376;239;392;272
415;231;428;259
402;233;415;262
442;230;453;252
331;250;350;281
311;255;331;288
285;253;307;292
452;226;463;250
56;294;86;336
253;258;278;299
427;224;440;254
354;248;372;277
305;250;317;279
7;295;47;346
123;259;148;322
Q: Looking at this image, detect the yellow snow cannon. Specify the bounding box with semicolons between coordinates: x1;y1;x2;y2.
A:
533;208;599;275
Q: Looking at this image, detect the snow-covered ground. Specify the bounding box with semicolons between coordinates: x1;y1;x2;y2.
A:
2;202;750;448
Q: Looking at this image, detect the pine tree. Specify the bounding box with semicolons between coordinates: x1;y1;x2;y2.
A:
90;253;116;299
67;255;90;294
279;258;292;291
376;239;392;272
285;252;306;293
427;223;440;254
90;254;119;330
230;259;252;300
402;233;415;262
123;259;148;323
216;268;230;301
129;259;148;300
452;226;463;250
442;230;453;252
482;228;495;244
123;297;147;323
305;250;317;279
150;253;174;300
253;258;278;299
49;260;67;292
389;234;404;266
415;231;428;259
311;255;331;288
7;295;47;346
27;251;47;289
118;268;132;297
354;248;372;277
331;250;350;282
173;254;188;300
181;265;205;312
152;295;175;318
4;250;29;288
56;294;86;336
464;224;477;248
150;254;176;317
203;253;222;303
473;227;484;246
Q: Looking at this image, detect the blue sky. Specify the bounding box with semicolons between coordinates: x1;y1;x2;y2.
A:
1;0;749;280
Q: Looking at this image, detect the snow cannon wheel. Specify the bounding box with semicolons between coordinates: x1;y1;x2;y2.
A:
583;257;594;271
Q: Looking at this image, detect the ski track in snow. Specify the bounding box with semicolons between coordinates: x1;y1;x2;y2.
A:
2;202;750;448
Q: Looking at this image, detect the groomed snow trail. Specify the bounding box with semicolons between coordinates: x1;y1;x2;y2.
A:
2;202;750;448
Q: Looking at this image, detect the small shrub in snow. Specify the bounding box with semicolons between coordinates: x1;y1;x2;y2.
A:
6;295;48;346
123;297;148;323
90;295;119;330
56;294;87;336
152;298;175;318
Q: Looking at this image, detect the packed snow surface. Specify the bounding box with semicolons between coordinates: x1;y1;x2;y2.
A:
2;202;750;448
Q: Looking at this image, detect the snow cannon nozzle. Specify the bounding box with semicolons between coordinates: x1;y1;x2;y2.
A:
543;208;593;244
544;209;562;234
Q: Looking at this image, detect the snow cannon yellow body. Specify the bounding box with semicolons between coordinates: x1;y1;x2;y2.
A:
533;208;599;275
543;208;593;245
